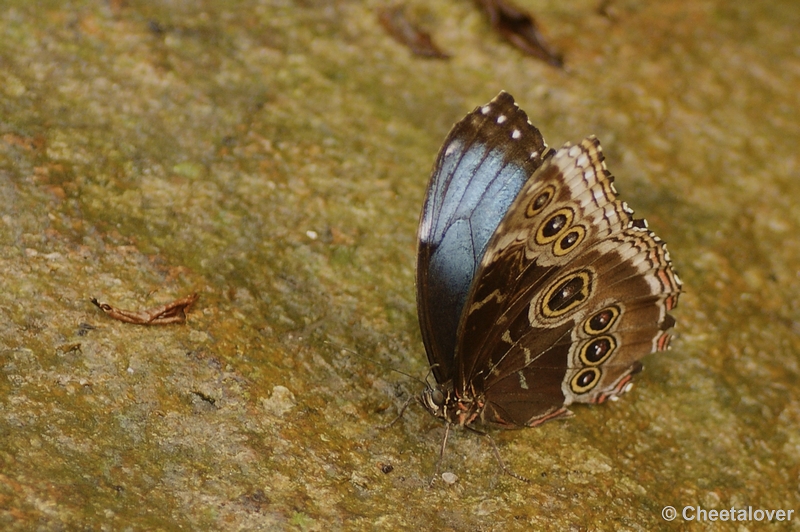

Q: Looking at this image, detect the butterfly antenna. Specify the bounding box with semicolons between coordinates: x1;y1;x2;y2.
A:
324;341;428;427
323;340;427;386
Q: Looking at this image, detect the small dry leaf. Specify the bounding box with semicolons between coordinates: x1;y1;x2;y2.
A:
475;0;564;68
378;5;450;59
91;293;199;325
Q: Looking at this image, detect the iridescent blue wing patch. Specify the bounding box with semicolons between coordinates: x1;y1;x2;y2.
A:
416;91;552;383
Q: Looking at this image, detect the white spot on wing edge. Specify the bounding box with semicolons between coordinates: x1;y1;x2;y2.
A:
418;210;433;243
444;138;462;157
481;105;491;115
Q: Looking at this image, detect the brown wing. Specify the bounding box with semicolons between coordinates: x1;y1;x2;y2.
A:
454;138;681;427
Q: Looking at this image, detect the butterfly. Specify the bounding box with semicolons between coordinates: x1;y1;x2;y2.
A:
410;91;681;479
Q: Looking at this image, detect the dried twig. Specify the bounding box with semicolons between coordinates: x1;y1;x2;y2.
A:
91;293;199;325
475;0;564;67
378;5;450;59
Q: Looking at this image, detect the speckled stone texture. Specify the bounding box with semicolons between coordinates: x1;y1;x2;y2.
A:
1;1;799;530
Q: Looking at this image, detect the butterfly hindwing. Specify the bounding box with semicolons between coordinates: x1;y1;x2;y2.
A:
453;137;681;426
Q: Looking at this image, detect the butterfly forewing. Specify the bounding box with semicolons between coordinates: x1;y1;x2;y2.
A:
417;92;552;384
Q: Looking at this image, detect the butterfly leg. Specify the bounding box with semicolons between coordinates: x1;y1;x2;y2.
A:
466;426;530;483
378;394;417;429
429;422;452;487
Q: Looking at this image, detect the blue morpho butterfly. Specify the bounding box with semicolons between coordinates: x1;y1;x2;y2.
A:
393;91;681;481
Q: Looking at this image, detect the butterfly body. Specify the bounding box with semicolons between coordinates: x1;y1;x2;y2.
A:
415;92;681;432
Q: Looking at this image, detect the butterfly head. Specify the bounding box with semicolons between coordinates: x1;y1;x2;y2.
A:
418;382;484;427
418;384;446;419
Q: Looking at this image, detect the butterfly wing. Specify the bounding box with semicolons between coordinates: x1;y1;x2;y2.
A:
454;136;681;427
417;92;552;384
